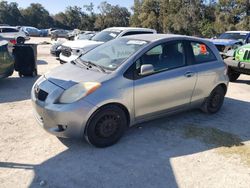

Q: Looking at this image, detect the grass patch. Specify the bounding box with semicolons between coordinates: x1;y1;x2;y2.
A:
184;125;250;166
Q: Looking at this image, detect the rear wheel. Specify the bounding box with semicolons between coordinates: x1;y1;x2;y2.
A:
16;37;25;44
85;105;127;148
228;68;240;82
201;86;226;114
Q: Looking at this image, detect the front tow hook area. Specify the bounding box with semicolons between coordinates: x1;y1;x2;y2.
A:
50;125;68;133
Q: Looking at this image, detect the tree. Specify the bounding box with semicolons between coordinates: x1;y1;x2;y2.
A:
138;0;161;32
130;0;143;27
0;1;24;26
95;2;130;30
21;3;54;28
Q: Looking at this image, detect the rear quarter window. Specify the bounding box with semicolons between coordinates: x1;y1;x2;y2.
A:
191;42;217;64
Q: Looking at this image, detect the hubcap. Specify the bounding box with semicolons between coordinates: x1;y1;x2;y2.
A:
96;115;120;138
211;93;221;108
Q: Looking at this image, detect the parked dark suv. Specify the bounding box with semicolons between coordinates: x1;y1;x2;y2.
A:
0;40;14;78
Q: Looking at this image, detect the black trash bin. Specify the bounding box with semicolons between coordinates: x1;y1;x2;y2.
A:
13;43;38;77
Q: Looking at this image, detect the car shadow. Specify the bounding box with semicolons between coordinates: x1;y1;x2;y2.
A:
37;60;48;65
235;79;250;85
1;97;249;187
0;76;40;103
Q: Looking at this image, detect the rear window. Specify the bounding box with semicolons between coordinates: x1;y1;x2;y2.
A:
122;31;154;36
191;42;217;64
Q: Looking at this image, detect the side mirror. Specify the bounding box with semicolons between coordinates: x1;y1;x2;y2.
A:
140;64;154;76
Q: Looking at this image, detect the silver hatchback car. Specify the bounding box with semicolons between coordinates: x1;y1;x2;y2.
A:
31;34;229;147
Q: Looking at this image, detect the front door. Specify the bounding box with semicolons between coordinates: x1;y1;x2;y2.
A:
134;41;197;120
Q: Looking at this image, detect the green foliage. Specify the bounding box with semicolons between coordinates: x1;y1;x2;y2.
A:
131;0;250;37
95;2;130;30
0;0;249;37
21;3;54;28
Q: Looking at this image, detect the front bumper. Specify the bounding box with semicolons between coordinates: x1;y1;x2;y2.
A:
31;77;97;138
224;57;250;70
59;53;79;64
50;49;60;57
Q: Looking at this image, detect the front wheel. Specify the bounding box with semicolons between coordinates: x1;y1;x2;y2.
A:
84;105;127;148
201;86;226;114
228;68;240;82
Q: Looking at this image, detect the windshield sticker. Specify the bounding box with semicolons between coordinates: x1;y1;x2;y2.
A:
109;33;117;38
127;40;147;45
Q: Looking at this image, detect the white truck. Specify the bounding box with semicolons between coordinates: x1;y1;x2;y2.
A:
59;27;156;64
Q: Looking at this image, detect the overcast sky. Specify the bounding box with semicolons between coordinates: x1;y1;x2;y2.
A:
6;0;134;14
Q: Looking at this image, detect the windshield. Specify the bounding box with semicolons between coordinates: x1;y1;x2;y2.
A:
219;33;248;41
78;33;94;40
80;38;148;70
91;30;121;42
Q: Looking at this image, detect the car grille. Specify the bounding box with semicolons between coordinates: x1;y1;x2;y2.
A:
35;86;48;101
216;45;225;52
61;46;72;57
243;50;250;60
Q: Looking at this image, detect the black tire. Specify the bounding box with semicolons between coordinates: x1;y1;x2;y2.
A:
85;105;127;148
228;68;240;82
201;86;226;114
18;72;23;77
16;37;25;44
32;69;38;77
19;69;37;77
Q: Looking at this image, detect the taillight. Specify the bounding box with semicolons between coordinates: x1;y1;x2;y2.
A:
10;39;17;45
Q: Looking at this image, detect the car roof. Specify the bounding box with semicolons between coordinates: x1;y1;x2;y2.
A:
225;31;250;34
104;27;156;32
124;34;209;43
0;26;18;29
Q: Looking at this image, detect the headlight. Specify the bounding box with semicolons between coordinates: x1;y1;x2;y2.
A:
57;46;62;50
59;82;101;104
238;48;245;55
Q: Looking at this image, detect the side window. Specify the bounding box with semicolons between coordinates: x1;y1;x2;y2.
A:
122;31;153;36
190;42;216;64
2;28;18;33
137;41;185;74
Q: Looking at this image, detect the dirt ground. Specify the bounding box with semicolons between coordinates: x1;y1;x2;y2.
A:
0;37;250;188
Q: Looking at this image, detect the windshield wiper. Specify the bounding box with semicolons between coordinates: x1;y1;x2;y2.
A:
82;61;106;73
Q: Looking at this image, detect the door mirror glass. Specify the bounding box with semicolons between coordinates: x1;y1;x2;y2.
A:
140;64;154;76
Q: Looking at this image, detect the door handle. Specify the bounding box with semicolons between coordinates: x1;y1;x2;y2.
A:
185;72;195;78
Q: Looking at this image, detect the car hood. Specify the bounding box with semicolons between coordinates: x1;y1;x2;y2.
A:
45;62;106;89
209;39;239;46
238;43;250;49
62;40;104;49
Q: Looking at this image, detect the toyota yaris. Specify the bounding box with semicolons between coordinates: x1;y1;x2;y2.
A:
31;34;229;147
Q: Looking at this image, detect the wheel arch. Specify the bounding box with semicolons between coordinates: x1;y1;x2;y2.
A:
215;83;228;95
84;102;131;135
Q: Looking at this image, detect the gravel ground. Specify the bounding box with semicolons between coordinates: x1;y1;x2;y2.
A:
0;37;250;188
